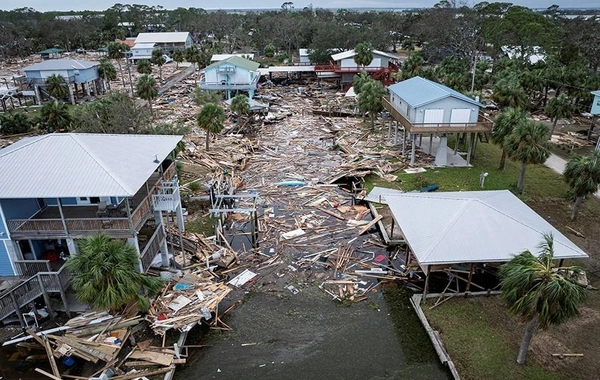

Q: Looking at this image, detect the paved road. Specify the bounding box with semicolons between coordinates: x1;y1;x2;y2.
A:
545;153;600;197
544;153;567;174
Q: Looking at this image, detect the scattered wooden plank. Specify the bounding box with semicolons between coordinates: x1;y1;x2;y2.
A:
357;215;383;235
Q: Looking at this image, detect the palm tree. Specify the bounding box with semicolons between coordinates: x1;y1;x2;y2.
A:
357;79;387;129
136;59;152;75
563;151;600;220
492;72;528;110
402;53;424;79
40;100;71;132
108;42;129;88
504;120;550;192
151;48;166;81
352;72;369;95
492;108;528;170
185;45;202;70
354;42;373;69
500;233;586;365
545;94;573;138
136;74;158;116
67;233;163;311
197;102;225;151
98;58;117;92
45;74;68;100
172;49;184;69
230;94;250;126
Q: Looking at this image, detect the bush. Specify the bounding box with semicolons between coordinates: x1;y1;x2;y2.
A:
0;111;33;135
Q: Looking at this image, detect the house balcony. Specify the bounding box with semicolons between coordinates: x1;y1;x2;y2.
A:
198;75;260;92
6;162;179;240
382;97;494;134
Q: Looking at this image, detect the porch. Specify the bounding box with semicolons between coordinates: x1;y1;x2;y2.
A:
6;163;177;240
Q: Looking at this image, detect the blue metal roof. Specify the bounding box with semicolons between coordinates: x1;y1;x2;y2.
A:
388;76;483;108
592;90;600;96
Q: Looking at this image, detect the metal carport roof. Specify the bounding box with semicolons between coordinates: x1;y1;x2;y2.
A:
377;189;588;268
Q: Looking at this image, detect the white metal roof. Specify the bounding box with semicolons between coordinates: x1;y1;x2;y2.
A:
380;190;588;267
135;32;190;44
23;59;99;72
388;76;483;108
211;53;255;62
331;49;400;62
132;43;156;49
0;134;182;198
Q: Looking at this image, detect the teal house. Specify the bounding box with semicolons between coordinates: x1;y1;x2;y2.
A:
591;90;600;115
198;56;260;99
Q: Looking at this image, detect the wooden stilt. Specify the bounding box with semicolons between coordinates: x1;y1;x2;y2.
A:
454;133;459;154
429;133;433;154
466;133;474;165
423;266;432;298
465;263;475;296
410;134;417;166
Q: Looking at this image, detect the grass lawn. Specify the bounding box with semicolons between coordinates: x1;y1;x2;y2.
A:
364;134;600;380
367;138;569;202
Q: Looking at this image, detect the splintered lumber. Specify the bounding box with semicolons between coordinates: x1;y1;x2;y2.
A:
49;335;113;363
357;215;382;235
110;366;175;380
129;350;173;366
42;334;61;379
34;368;62;380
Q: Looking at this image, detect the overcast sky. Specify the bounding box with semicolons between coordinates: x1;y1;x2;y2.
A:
1;0;598;12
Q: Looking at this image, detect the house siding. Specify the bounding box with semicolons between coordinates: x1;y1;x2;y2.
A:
591;94;600;115
1;199;41;220
205;65;256;84
414;98;479;124
44;197;78;206
0;241;14;276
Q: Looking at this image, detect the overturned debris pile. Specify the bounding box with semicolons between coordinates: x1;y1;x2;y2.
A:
147;271;232;336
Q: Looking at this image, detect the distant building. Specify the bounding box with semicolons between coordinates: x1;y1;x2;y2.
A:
211;54;255;62
134;32;193;53
315;49;401;87
501;46;546;65
20;59;101;104
199;56;260;99
299;49;311;64
130;43;156;62
591;90;600;116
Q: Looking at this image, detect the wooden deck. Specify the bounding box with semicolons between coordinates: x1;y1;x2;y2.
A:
6;173;162;239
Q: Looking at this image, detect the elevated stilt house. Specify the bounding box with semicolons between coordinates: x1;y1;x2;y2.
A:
383;76;493;167
0;134;184;324
16;59;102;105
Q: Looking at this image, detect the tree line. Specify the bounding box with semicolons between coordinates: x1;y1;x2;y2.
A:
0;3;598;68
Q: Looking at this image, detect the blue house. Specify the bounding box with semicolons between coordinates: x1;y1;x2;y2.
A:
199;56;261;99
21;59;101;104
0;134;186;325
384;76;493;167
591;90;600;115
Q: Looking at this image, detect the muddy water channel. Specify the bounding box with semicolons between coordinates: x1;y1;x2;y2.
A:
175;286;450;380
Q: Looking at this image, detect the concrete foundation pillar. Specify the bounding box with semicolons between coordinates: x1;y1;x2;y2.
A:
435;135;448;167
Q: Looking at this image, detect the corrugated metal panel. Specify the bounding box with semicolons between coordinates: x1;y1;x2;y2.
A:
331;49;399;62
23;59;99;72
388;77;482;108
0;241;14;276
135;32;190;44
383;190;588;266
0;134;182;198
132;43;156;49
